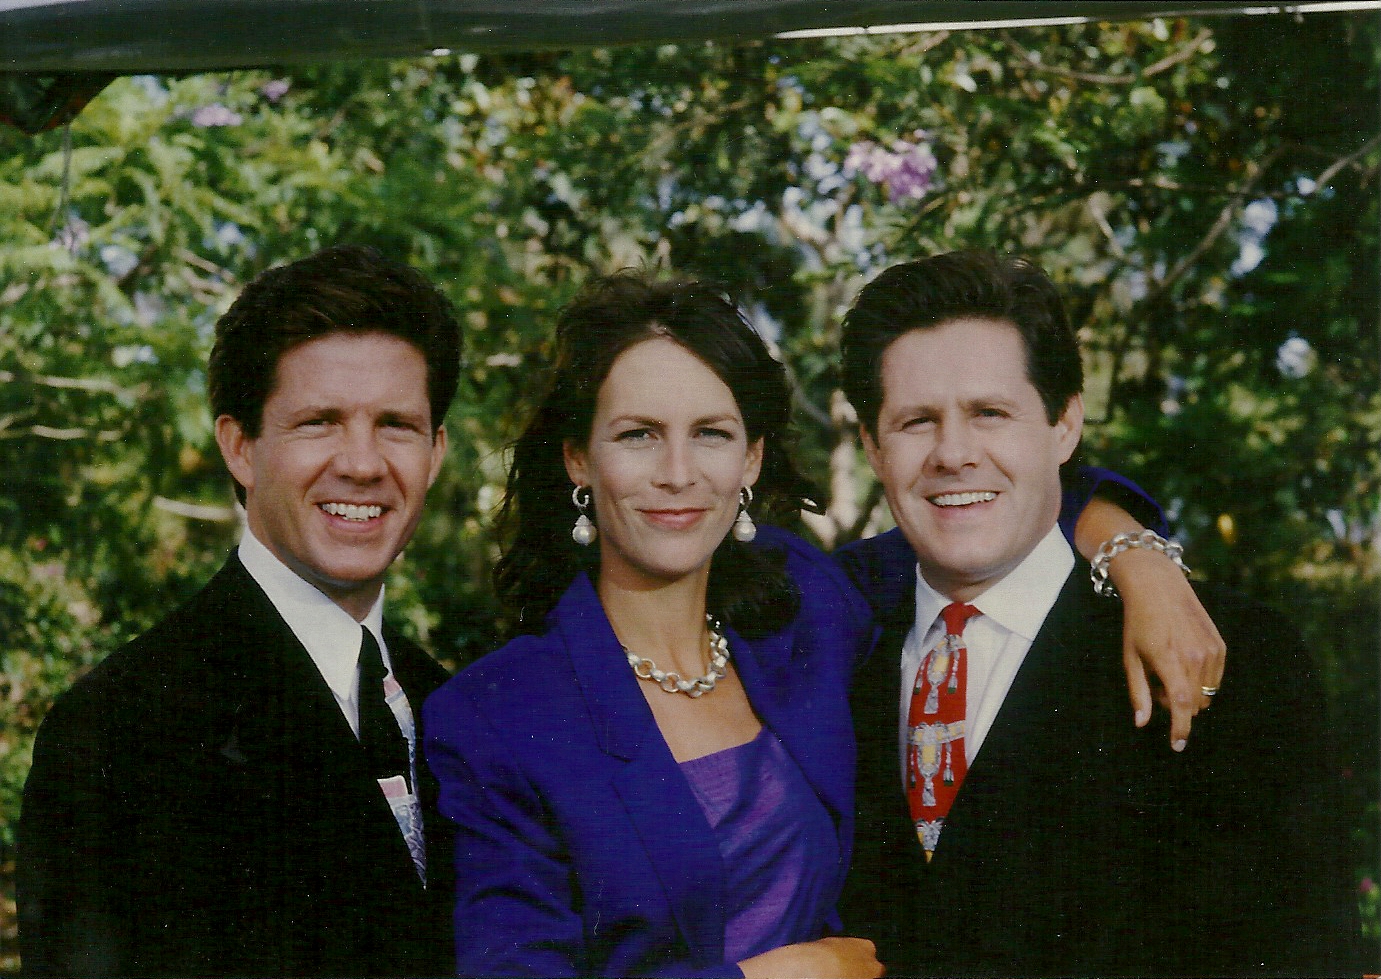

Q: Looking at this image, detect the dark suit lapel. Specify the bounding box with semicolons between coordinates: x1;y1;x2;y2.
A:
856;611;927;847
933;569;1127;864
381;626;446;706
208;559;426;886
838;526;925;868
205;559;357;770
841;597;932;966
558;575;729;963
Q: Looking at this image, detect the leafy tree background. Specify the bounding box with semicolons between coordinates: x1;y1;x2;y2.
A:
1;10;1376;967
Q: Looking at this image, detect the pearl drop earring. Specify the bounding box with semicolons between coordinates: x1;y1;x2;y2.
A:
732;486;757;543
571;485;597;546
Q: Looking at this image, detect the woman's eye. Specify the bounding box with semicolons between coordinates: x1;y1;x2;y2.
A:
697;427;733;442
615;428;652;442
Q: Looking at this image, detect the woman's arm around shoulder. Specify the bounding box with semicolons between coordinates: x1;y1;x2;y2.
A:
1065;466;1227;749
752;524;874;654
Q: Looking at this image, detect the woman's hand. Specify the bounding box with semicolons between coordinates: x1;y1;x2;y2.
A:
1108;546;1226;751
739;936;884;978
1073;495;1227;750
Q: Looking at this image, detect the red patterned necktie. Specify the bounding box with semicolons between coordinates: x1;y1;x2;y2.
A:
907;602;981;861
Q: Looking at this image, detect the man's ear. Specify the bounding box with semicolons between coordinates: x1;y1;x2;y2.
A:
427;425;448;489
859;424;883;474
1054;393;1085;465
562;439;588;488
214;415;256;495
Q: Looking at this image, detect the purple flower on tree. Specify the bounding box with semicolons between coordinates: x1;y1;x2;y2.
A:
844;131;937;203
191;104;243;128
261;79;291;102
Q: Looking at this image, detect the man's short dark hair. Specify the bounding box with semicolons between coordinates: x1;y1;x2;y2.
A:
840;250;1083;433
208;245;462;438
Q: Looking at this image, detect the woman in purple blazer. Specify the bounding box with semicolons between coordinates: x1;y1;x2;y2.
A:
423;273;1217;978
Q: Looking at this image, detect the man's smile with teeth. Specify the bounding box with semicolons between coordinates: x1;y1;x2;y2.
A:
320;502;384;521
930;491;998;507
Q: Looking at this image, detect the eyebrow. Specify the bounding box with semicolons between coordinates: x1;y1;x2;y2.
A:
691;413;743;426
285;403;430;422
284;404;343;420
607;412;743;426
882;393;1023;419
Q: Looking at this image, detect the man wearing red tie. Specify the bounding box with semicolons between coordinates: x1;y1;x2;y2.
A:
836;250;1365;976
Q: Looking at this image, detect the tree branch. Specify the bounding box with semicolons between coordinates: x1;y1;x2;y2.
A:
153;496;238;523
842;478;887;546
11;424;123;441
1311;133;1381;191
1004;28;1212;87
0;368;149;399
1156;145;1284;300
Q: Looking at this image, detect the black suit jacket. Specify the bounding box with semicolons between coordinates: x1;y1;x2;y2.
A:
838;529;1365;978
18;556;455;978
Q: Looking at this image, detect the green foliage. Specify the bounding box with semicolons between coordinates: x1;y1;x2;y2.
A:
1;11;1376;968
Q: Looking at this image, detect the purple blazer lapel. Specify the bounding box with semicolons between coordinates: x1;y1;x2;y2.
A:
556;573;731;963
610;755;730;961
733;623;852;835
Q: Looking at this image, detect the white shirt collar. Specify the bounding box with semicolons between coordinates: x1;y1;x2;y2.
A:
236;527;387;705
913;523;1074;640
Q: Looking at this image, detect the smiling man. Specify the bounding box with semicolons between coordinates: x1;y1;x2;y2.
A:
18;246;461;978
835;250;1362;977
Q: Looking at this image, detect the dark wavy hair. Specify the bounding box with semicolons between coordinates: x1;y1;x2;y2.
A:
494;271;819;638
209;245;462;502
841;250;1083;434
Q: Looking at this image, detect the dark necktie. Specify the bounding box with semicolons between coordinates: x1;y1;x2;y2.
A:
907;602;981;861
357;626;412;789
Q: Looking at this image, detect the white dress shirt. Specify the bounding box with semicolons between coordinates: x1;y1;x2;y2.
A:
237;527;394;737
898;524;1074;783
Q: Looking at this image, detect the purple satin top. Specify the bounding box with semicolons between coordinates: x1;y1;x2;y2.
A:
679;727;840;964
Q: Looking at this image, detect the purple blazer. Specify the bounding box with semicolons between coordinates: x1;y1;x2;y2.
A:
423;527;871;978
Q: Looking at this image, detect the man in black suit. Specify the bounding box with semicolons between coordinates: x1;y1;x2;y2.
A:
836;250;1364;977
18;246;461;977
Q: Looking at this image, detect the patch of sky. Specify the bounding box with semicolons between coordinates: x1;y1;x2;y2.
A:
206;221;251;256
51;212;90;254
1160;374;1186;417
729;200;775;238
112;344;157;368
133;291;166;328
1275;335;1316;379
1230;198;1277;277
99;244;139;279
130;75;169;107
1157;140;1190;168
657;175;677;212
745;301;783;346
